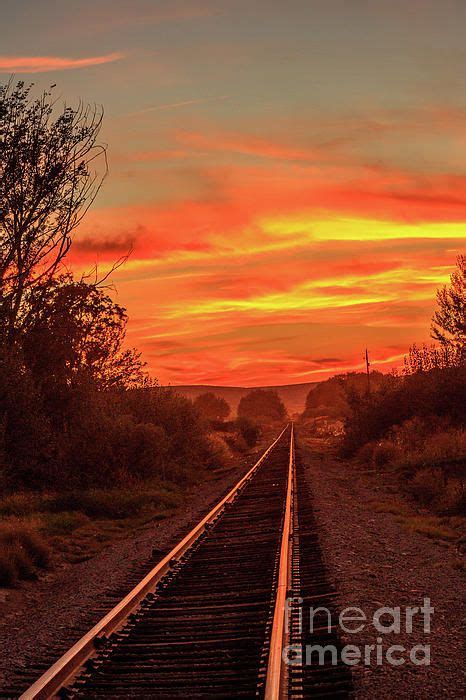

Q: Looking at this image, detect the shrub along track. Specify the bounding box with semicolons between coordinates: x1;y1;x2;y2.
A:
5;426;352;699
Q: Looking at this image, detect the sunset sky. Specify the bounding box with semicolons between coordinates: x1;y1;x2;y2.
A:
2;0;465;386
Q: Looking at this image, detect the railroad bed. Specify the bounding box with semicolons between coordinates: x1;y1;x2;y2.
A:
11;425;353;699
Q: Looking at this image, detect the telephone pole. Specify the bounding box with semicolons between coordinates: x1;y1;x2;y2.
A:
365;348;371;394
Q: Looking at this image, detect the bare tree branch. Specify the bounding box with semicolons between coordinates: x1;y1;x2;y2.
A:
0;80;107;336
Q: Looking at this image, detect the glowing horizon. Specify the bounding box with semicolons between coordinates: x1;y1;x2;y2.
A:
3;1;465;386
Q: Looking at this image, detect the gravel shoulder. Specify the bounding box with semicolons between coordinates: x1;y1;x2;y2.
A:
0;456;256;694
301;436;465;699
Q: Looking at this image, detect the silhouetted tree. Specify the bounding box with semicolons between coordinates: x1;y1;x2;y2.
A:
0;80;106;336
340;365;466;457
21;275;145;427
193;392;230;421
431;255;465;364
403;343;459;375
238;389;286;424
303;372;386;419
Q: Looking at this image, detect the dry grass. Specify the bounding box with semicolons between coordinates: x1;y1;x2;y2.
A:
0;492;44;516
0;481;185;585
0;522;50;586
354;424;466;517
42;511;90;535
47;484;182;520
372;441;402;468
408;468;465;515
399;515;458;541
370;500;412;517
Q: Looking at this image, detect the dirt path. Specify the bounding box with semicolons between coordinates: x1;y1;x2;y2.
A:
301;436;465;699
0;457;255;694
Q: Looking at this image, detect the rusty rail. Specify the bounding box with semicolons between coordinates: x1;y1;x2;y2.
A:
265;422;295;700
20;426;289;700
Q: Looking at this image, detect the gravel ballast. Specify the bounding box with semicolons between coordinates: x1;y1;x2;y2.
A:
1;438;464;698
302;440;465;699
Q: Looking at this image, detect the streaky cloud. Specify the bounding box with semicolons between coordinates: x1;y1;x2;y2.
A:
0;53;124;73
123;96;229;119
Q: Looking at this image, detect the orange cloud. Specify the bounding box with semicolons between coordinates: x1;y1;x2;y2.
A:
68;107;465;385
0;53;123;73
72;161;466;272
91;231;460;385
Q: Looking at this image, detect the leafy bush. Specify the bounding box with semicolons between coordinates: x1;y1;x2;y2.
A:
122;387;211;483
304;372;387;420
437;481;465;516
408;468;465;515
346;408;466;516
236;417;260;447
408;468;444;506
0;357;213;491
204;433;232;468
231;433;249;453
372;441;402;468
340;365;466;457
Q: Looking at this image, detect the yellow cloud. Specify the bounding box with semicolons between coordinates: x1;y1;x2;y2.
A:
262;215;466;242
164;266;451;319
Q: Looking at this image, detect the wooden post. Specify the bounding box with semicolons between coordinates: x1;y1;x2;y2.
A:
365;348;371;394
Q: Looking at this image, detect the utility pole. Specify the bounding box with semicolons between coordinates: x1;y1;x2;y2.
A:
365;348;371;394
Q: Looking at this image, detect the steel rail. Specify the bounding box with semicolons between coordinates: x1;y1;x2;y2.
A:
20;425;289;700
264;422;295;700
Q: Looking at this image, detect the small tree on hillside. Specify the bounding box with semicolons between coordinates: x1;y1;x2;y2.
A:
431;255;465;364
238;389;286;423
193;392;230;421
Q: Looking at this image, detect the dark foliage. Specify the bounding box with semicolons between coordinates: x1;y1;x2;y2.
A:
431;254;465;363
303;371;386;420
237;388;287;423
340;365;466;457
193;392;230;422
235;417;260;448
0;82;215;494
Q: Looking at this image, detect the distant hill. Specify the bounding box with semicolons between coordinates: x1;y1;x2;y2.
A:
167;382;318;416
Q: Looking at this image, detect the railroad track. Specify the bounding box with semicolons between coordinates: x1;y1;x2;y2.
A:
12;425;352;699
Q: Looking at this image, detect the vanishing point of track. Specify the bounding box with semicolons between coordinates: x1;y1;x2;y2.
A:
15;424;352;699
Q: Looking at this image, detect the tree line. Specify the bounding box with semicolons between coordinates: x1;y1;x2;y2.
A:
338;255;465;456
301;257;465;515
0;81;214;490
